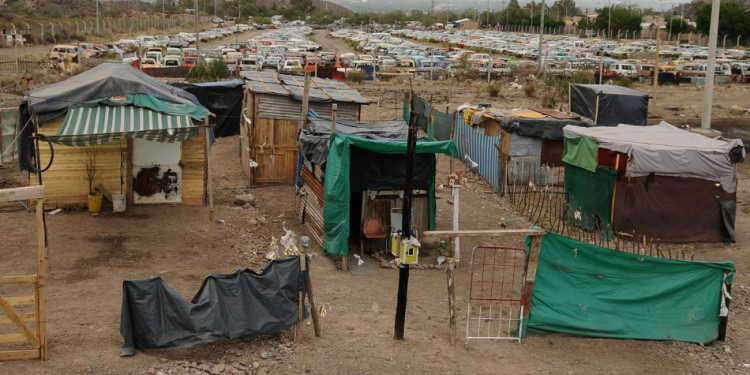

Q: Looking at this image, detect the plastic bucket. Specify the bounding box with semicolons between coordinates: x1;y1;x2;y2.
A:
112;192;126;213
88;194;103;213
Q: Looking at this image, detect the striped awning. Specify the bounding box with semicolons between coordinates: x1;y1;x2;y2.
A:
52;105;198;146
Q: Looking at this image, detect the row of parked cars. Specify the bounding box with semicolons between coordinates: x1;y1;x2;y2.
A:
330;27;750;83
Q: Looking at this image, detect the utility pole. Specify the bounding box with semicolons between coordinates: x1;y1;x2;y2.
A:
701;0;720;129
96;0;99;36
537;0;545;71
607;0;612;40
394;111;418;341
195;0;200;63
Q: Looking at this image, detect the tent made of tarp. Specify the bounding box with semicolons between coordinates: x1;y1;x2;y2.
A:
525;232;734;344
322;133;458;256
569;84;650;126
562;122;745;242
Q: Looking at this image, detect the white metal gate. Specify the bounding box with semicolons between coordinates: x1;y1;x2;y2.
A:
465;246;527;348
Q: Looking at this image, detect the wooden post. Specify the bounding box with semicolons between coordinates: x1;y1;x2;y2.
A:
610;154;620;224
295;254;306;343
35;197;47;361
376;78;382;122
204;116;214;272
300;72;311;131
303;254;321;338
447;238;456;345
497;129;511;196
522;235;543;319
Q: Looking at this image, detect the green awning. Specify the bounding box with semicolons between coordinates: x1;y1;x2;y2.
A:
51;105;198;146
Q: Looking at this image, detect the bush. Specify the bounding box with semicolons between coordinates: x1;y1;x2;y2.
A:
346;69;366;83
614;77;632;87
523;81;537;98
486;81;501;97
187;59;228;82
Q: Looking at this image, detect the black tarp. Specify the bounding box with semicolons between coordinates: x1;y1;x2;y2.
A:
298;117;435;190
569;84;650;126
499;117;595;141
170;80;244;138
120;256;307;356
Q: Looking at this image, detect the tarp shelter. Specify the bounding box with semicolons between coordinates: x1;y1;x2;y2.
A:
295;117;458;256
19;63;211;207
525;232;734;344
120;256;307;356
562;122;745;242
569;84;650;126
240;70;369;185
171;80;244;138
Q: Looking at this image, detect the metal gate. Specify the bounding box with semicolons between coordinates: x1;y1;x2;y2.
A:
465;246;527;347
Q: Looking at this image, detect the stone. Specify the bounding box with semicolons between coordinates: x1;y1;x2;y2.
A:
257;369;268;375
234;193;256;206
252;361;260;369
210;363;226;375
259;351;269;359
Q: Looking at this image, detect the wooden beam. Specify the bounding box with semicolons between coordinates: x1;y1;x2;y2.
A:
423;229;546;237
0;295;40;348
0;349;39;361
0;186;44;203
3;296;34;306
522;235;543;318
36;198;48;361
304;254;321;338
0;313;35;325
0;275;37;285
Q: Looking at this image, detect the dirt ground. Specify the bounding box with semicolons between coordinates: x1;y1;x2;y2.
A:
2;30;750;375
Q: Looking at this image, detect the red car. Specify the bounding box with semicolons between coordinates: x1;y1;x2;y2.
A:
182;56;198;70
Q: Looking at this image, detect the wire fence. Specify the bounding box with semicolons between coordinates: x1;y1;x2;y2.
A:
505;162;695;261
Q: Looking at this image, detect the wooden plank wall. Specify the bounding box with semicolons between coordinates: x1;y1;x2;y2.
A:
33;117;125;208
33;116;205;207
181;126;206;206
252;117;298;185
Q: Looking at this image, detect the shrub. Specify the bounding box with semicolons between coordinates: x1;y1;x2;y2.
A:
486;81;501;97
523;81;537;98
614;77;632;87
186;59;228;82
346;69;366;83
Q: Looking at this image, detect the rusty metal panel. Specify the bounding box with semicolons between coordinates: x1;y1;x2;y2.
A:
258;95;301;121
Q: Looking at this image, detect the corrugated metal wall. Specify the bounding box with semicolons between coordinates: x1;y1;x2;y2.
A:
309;102;359;121
0;108;18;164
454;113;501;192
258;95;302;121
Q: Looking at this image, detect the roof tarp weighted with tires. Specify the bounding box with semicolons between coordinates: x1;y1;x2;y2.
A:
525;232;735;343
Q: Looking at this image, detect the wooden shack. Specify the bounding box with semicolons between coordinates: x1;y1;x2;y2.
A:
20;63;211;208
239;70;369;185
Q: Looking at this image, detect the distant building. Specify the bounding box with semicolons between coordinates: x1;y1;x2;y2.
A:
454;18;480;30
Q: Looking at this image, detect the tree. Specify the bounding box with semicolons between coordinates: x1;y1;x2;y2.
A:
665;17;693;35
552;0;581;17
593;6;641;35
508;0;521;9
694;1;750;39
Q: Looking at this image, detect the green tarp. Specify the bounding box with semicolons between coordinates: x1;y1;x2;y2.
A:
526;232;734;343
562;136;599;172
564;164;618;239
322;133;459;256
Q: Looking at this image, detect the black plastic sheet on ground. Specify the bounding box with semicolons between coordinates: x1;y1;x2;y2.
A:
120;256;307;356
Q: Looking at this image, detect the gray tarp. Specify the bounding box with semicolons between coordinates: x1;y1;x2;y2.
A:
120;256;307;356
29;63;202;123
299;117;411;166
563;122;745;191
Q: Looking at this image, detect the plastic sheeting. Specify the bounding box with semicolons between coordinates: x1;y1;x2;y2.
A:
322;133;458;256
526;232;735;344
120;257;306;356
569;84;649;126
28;63;204;124
563;122;744;190
564;164;618;239
171;80;244;137
499;117;594;141
613;175;736;243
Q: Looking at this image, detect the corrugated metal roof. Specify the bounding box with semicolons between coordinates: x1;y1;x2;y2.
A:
241;70;369;104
